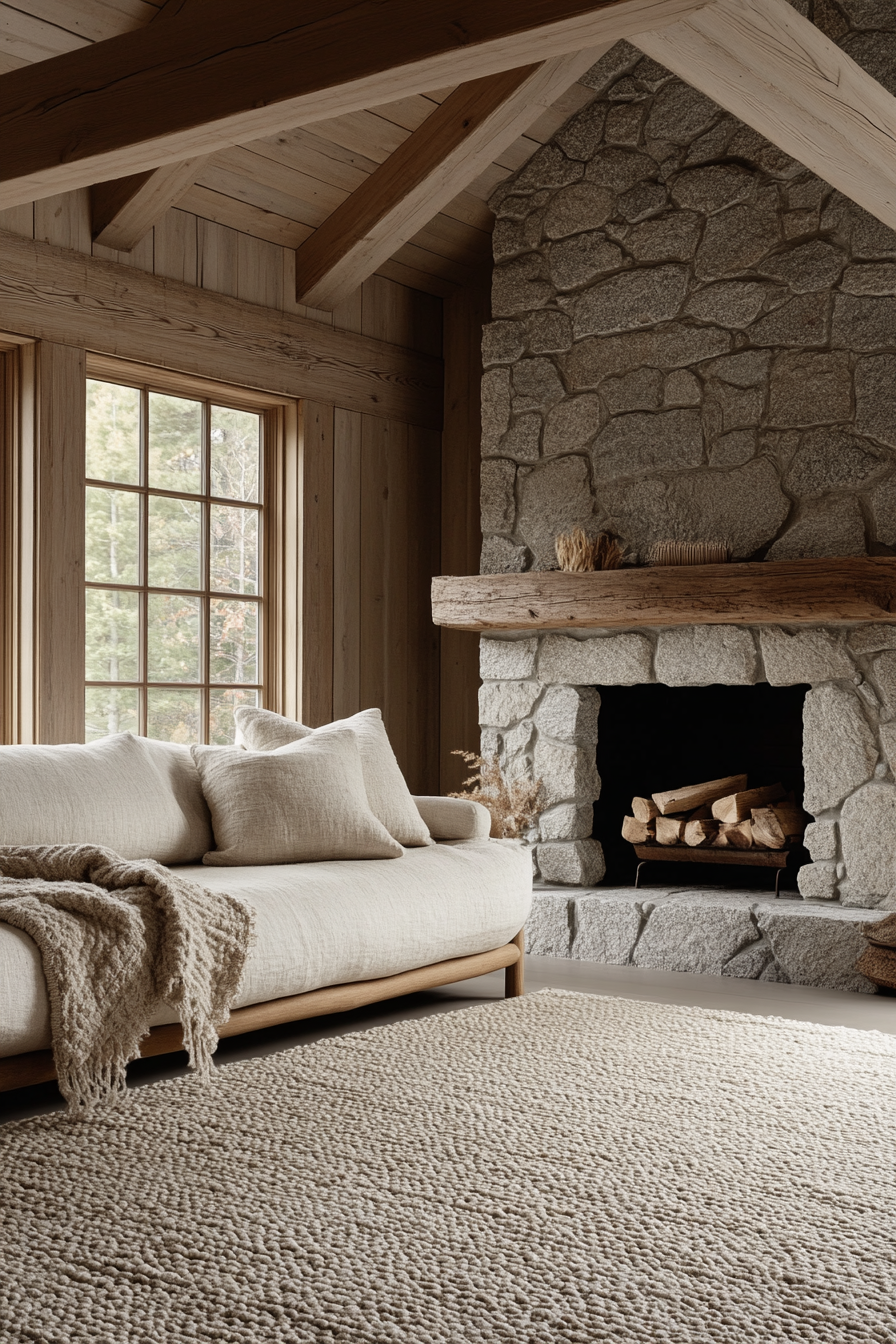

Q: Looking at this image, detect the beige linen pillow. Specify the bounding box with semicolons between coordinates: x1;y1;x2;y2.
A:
234;706;432;848
191;729;403;866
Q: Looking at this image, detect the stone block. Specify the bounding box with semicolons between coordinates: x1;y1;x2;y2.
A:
664;370;702;407
584;147;656;193
526;890;573;956
765;496;867;560
565;325;731;387
492;255;553;318
748;292;829;347
516;457;594;570
704;350;771;387
480;459;516;533
871;650;896;711
695;196;780;279
837;1;896;31
685;281;771;328
669;163;755;213
655;626;758;686
535;685;600;744
514;143;583;192
703;380;764;435
759;239;846;292
849;625;896;656
768;352;853;428
571;891;645;964
783;428;882;494
842;31;896;96
855;354;896;450
538;632;654;686
840;263;896;296
600;367;664;415
605;102;645;150
645;82;720;143
758;628;855;685
871;475;896;547
617;180;667;222
480;367;511;454
512;358;565;413
529;310;573;355
542;395;603;457
482;321;526;367
493;214;544;262
480;637;538;681
832;294;896;351
625;212;702;263
491;416;541;462
592;408;703;482
709;431;755;468
840;782;896;904
722;941;774;979
755;904;883;992
580;39;641;94
632;893;758;974
478;680;542;728
534;739;599;807
796;862;839;901
802;684;878;814
501;720;534;767
573;264;689;338
535;840;605;887
544;183;615;241
804;821;838;862
548;233;624;291
480;537;528;574
539;802;594;842
555;102;609;161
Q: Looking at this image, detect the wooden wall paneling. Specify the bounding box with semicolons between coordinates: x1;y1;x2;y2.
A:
299;400;334;727
280;399;301;722
332;406;362;720
262;400;301;719
439;275;489;793
358;413;388;738
410;291;443;359
331;286;363;335
280;249;334;324
383;418;410;779
179;185;310;249
405;422;442;794
0;349;15;743
236;232;284;309
34;189;91;253
92;229;154;271
34;341;87;743
90;157;208;252
0;203;34;237
196;217;238;297
152;207;198;284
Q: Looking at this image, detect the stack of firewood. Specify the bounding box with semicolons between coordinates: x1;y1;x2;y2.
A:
621;773;807;851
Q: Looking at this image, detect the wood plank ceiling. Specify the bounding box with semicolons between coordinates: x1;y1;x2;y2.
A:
0;0;596;296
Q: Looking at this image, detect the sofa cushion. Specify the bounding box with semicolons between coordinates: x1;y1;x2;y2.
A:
235;706;432;848
0;733;211;864
192;731;403;865
412;796;492;841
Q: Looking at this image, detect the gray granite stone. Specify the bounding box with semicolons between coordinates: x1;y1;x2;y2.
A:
870;474;896;546
703;379;764;435
480;537;528;574
535;684;600;744
840;781;896;904
480;637;538;681
580;41;641;95
512;357;565;413
480;367;511;453
544;183;615;241
684;120;736;167
480;459;516;533
703;350;771;386
491;416;541;462
796;862;839;901
592;409;703;481
855;354;896;449
804;821;838;863
759;628;855;685
584;147;657;192
555;103;609;161
645;82;720;143
566;325;731;387
571;892;644;964
664;369;702;406
759;240;846;292
625;212;703;263
837;0;896;28
695;197;780;279
573;264;689;338
709;430;756;468
726;124;802;177
500;719;534;765
516;456;594;569
842;31;896;96
880;720;896;776
478;680;542;728
482;321;526;367
534;740;600;807
542;395;603;457
617;180;667;223
605;102;645;149
548;233;625;291
514;143;583;192
538;632;654;686
536;840;605;887
870;650;896;712
841;263;896;296
685;281;771;328
669;164;756;214
539;802;594;842
492;255;553;317
492;213;545;262
600;367;664;414
786;428;884;494
529;310;573;355
765;496;867;560
848;624;896;655
768;352;853;428
655;626;758;686
802;684;879;813
756;904;881;992
722;940;774;979
832;294;896;350
526;890;572;956
748;292;830;347
632;894;758;974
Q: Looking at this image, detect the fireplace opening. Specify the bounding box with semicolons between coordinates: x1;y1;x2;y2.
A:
592;683;810;889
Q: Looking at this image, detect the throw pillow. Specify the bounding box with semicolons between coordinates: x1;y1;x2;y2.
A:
191;730;404;866
234;706;432;848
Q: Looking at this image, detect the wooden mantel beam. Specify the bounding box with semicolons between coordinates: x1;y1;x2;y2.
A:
295;49;606;311
0;0;708;210
633;0;896;233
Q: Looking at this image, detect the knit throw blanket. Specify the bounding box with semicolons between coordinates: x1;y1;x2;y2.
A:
0;845;254;1111
856;912;896;990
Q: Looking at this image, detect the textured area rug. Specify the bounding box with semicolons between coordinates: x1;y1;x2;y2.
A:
2;991;895;1343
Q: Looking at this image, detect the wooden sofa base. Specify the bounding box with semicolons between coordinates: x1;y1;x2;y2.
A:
0;931;525;1094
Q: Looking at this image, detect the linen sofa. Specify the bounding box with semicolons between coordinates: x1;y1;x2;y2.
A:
0;734;533;1092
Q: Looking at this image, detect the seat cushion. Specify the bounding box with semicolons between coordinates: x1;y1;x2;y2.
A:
0;840;533;1056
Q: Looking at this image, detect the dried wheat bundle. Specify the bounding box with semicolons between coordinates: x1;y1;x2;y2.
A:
556;527;625;572
449;750;543;840
593;531;625;571
648;540;731;567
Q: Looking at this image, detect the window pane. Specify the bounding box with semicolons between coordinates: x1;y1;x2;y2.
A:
85;487;140;585
86;381;140;485
211;505;258;595
147;593;201;682
210;598;257;684
148;392;202;493
148;495;202;590
211;406;260;502
209;688;259;745
146;688;201;744
86;588;139;682
85;686;140;741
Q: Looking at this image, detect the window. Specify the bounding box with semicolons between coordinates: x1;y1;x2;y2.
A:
85;378;264;745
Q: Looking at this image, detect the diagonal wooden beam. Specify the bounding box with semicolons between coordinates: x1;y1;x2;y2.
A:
294;49;606;310
91;156;209;250
0;0;709;210
633;0;896;233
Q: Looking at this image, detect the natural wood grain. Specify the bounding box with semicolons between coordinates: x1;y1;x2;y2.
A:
634;842;789;869
34;189;91;253
300;400;335;728
634;0;896;234
653;774;747;817
332;406;362;719
506;927;525;997
0;939;523;1092
0;231;443;427
431;560;896;631
711;783;786;823
0;0;708;206
622;815;656;844
294;51;602;310
91;156;208;250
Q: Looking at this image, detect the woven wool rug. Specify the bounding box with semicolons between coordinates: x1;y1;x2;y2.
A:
2;991;895;1343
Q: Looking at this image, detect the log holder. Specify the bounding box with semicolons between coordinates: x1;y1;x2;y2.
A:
633;842;792;898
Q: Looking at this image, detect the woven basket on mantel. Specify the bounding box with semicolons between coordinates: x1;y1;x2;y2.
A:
648;540;731;566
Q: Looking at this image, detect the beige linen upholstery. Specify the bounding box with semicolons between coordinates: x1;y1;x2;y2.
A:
234;706;432;848
0;840;533;1055
0;734;211;864
413;796;492;840
192;731;403;866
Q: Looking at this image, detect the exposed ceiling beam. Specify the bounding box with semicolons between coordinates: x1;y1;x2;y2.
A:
90;156;209;250
634;0;896;233
0;0;709;210
294;49;606;311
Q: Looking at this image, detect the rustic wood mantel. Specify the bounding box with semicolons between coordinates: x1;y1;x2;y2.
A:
431;558;896;631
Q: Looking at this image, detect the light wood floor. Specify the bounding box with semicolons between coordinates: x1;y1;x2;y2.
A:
2;956;893;1126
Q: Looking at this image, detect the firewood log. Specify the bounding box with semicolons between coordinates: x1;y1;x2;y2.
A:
621;815;655;844
712;820;754;849
656;817;686;846
770;803;806;837
687;804;713;820
652;775;747;816
711;782;786;823
631;796;660;823
751;807;787;850
684;819;719;847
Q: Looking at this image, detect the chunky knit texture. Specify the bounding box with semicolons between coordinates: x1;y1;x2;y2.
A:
0;845;253;1109
1;990;894;1342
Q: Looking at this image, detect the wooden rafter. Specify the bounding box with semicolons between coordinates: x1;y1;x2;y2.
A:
294;49;607;310
0;0;708;209
633;0;896;232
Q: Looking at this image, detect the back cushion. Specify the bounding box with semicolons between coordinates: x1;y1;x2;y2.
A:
0;732;212;864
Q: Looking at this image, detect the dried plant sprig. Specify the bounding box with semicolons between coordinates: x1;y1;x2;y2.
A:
449;750;543;840
555;526;626;572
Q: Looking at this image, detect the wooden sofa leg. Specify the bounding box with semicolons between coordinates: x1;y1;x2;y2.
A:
505;928;525;998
